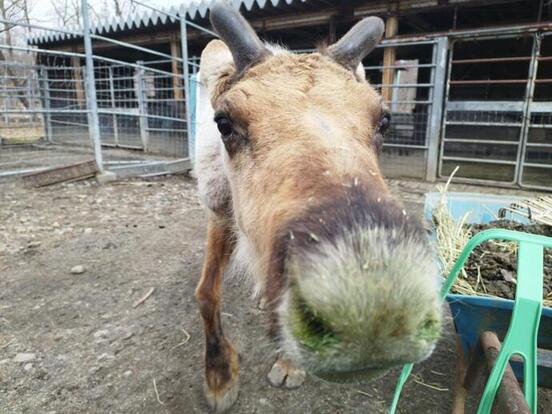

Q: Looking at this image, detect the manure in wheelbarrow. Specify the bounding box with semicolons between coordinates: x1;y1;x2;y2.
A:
462;220;552;305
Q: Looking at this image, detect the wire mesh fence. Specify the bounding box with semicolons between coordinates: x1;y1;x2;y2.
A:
1;7;551;189
364;39;446;181
0;7;192;181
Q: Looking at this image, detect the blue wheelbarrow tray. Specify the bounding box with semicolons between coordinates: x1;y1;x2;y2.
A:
424;192;552;387
446;294;552;387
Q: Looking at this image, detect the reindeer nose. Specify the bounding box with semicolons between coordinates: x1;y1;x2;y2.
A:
288;287;441;383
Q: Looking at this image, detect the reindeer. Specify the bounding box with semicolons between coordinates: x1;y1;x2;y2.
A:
194;2;442;411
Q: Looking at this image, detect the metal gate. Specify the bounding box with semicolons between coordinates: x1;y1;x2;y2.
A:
0;1;200;180
439;31;552;191
364;37;447;181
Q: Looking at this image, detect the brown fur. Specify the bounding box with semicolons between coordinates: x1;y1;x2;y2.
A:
195;215;239;409
195;38;435;411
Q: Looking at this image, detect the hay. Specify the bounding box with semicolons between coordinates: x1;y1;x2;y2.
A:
432;167;552;308
432;167;479;296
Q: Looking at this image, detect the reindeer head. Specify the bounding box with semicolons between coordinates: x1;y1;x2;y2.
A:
200;1;442;383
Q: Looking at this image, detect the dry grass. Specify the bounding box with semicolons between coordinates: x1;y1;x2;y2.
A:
431;167;552;307
432;167;479;296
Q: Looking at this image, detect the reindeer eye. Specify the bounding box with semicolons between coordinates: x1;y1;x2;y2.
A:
215;115;233;137
379;112;391;133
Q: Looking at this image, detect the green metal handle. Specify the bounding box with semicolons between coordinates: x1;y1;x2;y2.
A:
389;229;551;414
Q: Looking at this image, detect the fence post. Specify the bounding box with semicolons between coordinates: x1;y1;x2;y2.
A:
516;33;541;187
39;67;52;143
107;66;119;146
425;36;448;182
135;61;149;151
180;18;194;163
80;0;104;172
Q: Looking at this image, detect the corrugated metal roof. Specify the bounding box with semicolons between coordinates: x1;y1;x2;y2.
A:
30;0;308;45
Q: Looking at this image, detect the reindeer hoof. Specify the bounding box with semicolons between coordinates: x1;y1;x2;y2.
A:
203;342;240;412
257;296;268;311
204;375;239;413
267;357;306;389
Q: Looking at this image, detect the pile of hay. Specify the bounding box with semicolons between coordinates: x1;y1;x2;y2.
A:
432;168;552;308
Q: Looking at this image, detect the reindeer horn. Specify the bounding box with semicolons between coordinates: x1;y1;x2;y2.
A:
209;1;270;72
327;17;385;72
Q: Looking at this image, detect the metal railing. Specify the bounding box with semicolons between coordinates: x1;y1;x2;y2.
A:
364;37;447;181
439;31;552;191
0;0;201;180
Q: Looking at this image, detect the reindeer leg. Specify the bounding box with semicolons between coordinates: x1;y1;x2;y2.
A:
195;216;238;412
266;309;306;389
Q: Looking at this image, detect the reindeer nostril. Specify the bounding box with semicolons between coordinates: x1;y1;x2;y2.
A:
290;293;340;353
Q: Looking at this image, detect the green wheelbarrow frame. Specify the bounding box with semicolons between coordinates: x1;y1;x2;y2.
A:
389;228;552;414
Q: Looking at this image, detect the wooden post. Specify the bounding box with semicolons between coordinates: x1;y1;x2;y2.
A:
170;35;184;117
328;16;337;44
382;14;398;103
71;54;85;109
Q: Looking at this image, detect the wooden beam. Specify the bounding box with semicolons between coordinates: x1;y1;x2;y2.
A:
71;54;85;108
382;14;398;103
23;160;98;187
170;35;184;105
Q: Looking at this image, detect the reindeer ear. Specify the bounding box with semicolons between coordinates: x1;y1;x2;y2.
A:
200;39;235;92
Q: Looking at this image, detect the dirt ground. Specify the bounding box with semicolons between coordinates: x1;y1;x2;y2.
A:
1;175;550;413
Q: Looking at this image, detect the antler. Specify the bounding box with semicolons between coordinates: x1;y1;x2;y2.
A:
326;17;385;71
209;0;270;72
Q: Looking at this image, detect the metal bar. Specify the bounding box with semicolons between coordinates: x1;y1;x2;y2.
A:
525;142;552;148
0;44;180;80
366;63;435;70
50;119;88;128
39;67;52;143
452;56;531;64
445;121;523;127
107;67;119;146
479;332;531;414
441;156;517;165
521;162;552;169
449;79;528;85
81;0;103;172
374;83;433;88
534;79;552;83
1;17;180;63
0;107;185;123
145;127;187;133
181;19;193;161
0;109;89;115
382;143;428;149
379;38;437;47
0;17;80;37
135;61;149;152
386;100;432;105
426;36;447;182
442;138;519;145
518;34;542;188
446;101;525;112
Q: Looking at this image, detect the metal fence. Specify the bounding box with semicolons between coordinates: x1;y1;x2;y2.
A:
0;1;196;181
365;37;447;181
1;6;551;191
439;31;552;191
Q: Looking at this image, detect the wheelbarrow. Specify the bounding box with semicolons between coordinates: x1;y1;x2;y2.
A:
389;193;552;413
